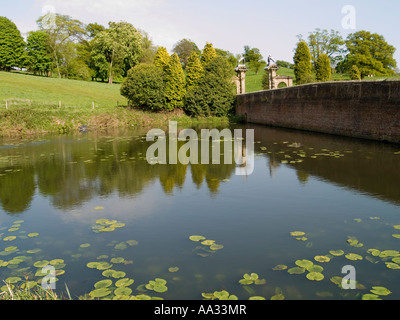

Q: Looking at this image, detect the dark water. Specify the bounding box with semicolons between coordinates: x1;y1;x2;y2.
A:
0;124;400;300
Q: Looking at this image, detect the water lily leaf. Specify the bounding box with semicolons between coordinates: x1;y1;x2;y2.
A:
345;253;363;261
168;267;179;273
114;286;132;296
290;231;305;237
27;233;39;238
21;281;37;290
189;235;206;242
80;243;91;248
329;250;344;256
385;262;400;269
210;244;224;251
3;236;16;241
110;257;125;264
392;234;400;239
4;246;17;252
270;294;284;300
295;260;313;268
114;242;127;250
239;279;253;285
49;259;64;265
102;269;116;277
367;249;381;257
201;240;215;246
307;265;324;273
314;255;330;263
87;262;100;269
5;276;21;284
115;278;134;287
111;271;126;279
393;225;400;229
94;206;104;210
96;262;113;270
89;288;112;298
370;286;391;296
126;240;139;246
33;260;49;268
272;265;287;271
306;272;324;281
380;250;400;258
288;267;305;275
94;279;112;289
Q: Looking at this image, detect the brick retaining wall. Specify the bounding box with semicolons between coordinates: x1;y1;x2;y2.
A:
236;80;400;144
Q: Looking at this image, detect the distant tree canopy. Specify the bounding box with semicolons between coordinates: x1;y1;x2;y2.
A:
342;30;397;78
244;46;266;74
172;38;200;68
0;17;26;71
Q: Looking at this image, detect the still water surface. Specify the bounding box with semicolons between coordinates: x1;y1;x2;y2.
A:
0;124;400;300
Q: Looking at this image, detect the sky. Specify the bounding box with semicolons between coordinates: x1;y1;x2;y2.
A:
2;0;400;65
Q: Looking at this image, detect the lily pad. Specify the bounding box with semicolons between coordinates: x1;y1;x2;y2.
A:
295;259;313;268
33;260;49;268
114;286;132;296
210;244;224;251
168;267;179;273
385;262;400;269
370;286;391;296
307;265;324;273
111;271;126;279
201;240;215;246
288;267;305;275
272;265;287;271
110;257;125;264
329;250;344;256
189;235;206;242
115;278;134;287
94;279;112;289
290;231;305;237
89;288;112;298
362;294;381;300
306;272;324;281
314;255;330;263
345;253;363;261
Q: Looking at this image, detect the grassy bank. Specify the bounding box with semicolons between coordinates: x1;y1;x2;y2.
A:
0;71;231;137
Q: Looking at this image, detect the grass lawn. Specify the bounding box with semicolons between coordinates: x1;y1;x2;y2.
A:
0;71;229;137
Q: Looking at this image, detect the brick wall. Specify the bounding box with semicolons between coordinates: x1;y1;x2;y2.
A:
236;80;400;144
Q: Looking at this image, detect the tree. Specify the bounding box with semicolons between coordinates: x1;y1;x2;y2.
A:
37;14;86;78
201;42;217;66
91;21;143;84
298;28;345;66
186;51;203;88
185;56;235;117
315;53;331;81
139;30;157;64
344;30;397;78
26;31;52;75
153;47;170;72
173;38;200;68
0;17;26;71
293;41;312;85
120;63;165;111
164;53;186;110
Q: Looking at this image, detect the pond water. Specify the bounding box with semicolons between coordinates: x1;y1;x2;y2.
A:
0;123;400;300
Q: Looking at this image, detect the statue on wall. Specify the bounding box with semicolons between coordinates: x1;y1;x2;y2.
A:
238;55;245;66
267;55;276;67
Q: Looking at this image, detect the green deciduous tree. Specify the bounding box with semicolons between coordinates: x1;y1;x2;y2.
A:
173;38;200;68
26;31;52;75
344;30;397;78
315;53;331;81
0;17;26;71
298;28;345;66
120;63;165;111
201;42;217;66
164;53;186;110
294;41;312;85
244;46;265;74
91;21;143;84
186;51;203;88
185;56;235;117
37;14;86;78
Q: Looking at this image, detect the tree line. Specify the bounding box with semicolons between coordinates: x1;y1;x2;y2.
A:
293;28;397;83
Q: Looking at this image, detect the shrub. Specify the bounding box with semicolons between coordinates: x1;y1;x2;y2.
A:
350;65;361;80
184;56;235;117
315;53;332;82
120;64;166;111
294;41;312;84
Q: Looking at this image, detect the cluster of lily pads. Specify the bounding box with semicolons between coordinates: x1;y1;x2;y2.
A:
189;235;224;257
91;219;126;233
